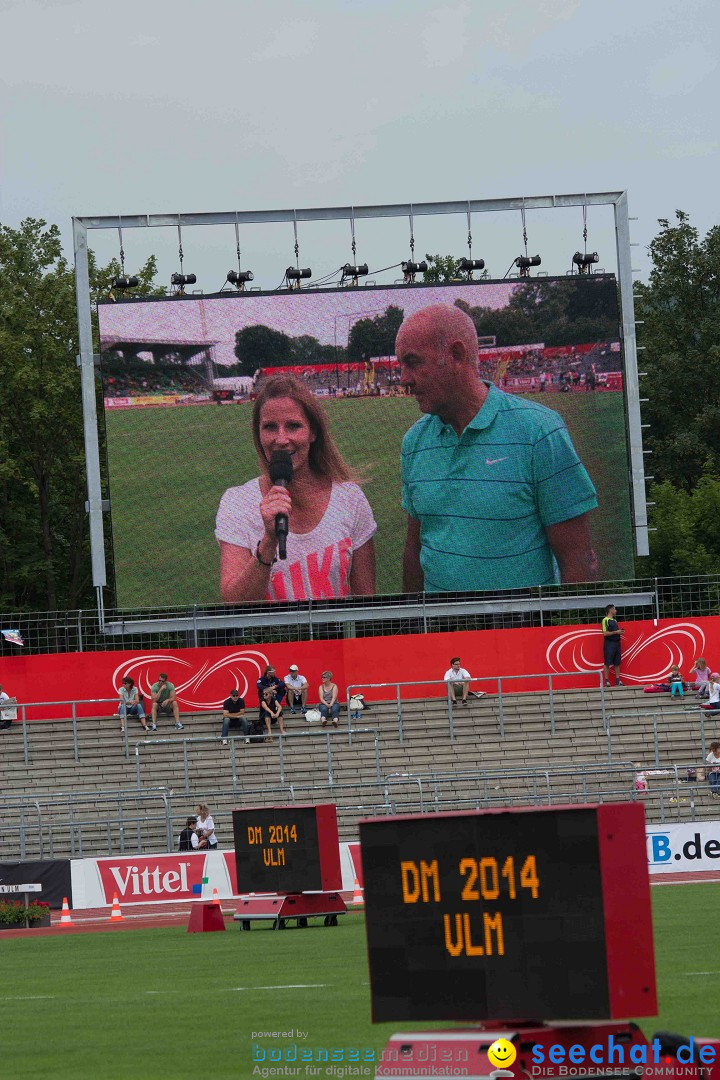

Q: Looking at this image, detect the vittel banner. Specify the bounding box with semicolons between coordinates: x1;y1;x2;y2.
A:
96;854;207;902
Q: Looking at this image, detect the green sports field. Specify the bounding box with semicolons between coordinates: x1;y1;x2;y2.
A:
105;393;634;608
1;886;718;1080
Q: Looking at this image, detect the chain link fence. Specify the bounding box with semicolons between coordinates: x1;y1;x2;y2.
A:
2;574;720;656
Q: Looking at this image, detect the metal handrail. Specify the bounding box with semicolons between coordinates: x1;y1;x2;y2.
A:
347;670;607;744
133;727;382;794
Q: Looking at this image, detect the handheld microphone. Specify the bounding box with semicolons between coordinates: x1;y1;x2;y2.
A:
268;450;293;560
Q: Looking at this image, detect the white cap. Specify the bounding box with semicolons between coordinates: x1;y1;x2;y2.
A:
289;664;299;672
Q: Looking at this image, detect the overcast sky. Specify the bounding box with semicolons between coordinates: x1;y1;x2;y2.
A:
2;0;717;291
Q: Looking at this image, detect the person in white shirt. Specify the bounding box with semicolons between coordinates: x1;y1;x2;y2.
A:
0;684;17;730
195;803;218;850
706;740;720;796
215;375;377;603
284;665;308;714
444;657;472;705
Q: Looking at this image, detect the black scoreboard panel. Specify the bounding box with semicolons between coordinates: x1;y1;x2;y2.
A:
234;803;338;894
360;808;609;1023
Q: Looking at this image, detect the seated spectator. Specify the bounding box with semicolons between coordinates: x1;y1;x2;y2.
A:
444;657;471;705
706;741;720;797
150;672;184;731
701;673;720;712
196;803;218;850
178;815;199;851
260;687;285;740
118;676;147;733
284;665;308;714
0;683;17;731
668;665;685;698
256;665;286;707
221;688;249;745
318;671;340;727
691;658;711;698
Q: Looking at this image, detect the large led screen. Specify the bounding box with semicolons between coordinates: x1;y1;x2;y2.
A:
97;276;633;608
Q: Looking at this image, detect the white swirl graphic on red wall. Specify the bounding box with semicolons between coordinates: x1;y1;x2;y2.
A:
545;623;706;684
112;650;270;709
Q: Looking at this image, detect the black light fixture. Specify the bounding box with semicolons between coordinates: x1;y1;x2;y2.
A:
170;271;197;295
402;259;428;283
227;269;255;290
286;266;312;290
226;217;254;291
572;251;599;274
341;262;369;286
457;257;485;280
108;219;139;299
171;220;196;295
515;254;541;277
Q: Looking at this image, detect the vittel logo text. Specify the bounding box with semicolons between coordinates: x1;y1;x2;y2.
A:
109;862;191;896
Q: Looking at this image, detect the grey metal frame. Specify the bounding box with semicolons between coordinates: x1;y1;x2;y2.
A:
73;191;647;629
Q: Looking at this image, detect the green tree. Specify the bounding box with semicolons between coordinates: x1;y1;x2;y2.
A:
0;218;159;611
346;305;404;363
422;254;462;283
634;210;720;488
233;324;293;374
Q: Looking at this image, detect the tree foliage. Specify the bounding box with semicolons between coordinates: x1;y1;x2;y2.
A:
233;325;339;375
0;218;159;611
634;210;720;489
346;305;404;362
456;276;619;348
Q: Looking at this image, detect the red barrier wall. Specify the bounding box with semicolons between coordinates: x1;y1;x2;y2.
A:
0;616;714;719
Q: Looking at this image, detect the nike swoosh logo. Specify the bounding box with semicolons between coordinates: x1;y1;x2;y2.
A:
485;457;508;465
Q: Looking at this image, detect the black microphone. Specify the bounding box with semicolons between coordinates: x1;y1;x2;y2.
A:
268;450;293;560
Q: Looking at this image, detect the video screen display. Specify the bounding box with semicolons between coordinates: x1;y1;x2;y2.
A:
97;276;633;609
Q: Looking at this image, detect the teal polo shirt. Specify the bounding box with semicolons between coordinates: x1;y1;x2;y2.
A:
401;382;598;592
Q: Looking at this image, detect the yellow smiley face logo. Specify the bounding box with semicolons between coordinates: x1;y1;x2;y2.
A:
487;1039;517;1069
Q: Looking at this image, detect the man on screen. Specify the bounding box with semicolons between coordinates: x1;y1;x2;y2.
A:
397;304;598;593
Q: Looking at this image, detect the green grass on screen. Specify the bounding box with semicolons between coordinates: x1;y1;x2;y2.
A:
106;392;633;608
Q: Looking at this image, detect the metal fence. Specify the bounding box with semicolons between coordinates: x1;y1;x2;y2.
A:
346;670;607;743
3;760;716;861
3;573;720;655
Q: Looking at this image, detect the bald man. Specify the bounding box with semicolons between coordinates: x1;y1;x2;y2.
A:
397;304;598;593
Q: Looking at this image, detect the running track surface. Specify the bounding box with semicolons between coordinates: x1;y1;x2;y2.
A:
4;875;719;938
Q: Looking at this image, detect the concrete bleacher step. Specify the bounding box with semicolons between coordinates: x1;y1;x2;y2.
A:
2;686;714;856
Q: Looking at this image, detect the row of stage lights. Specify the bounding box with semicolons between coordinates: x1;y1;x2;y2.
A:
109;207;601;296
110;250;600;297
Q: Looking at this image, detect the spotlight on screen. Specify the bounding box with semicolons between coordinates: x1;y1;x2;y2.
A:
457;258;485;280
341;263;369;285
170;272;197;295
401;260;428;283
227;269;255;290
111;275;139;291
514;255;541;278
286;267;312;290
572;251;599;274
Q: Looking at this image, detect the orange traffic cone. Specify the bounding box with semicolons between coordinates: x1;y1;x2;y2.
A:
212;888;221;906
109;893;124;921
351;877;364;906
58;896;74;927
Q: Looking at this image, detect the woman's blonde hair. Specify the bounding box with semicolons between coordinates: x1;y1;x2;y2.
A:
252;375;355;483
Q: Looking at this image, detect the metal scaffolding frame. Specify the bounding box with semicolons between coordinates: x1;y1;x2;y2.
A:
73;191;647;631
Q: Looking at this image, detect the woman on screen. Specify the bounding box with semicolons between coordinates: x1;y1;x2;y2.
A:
215;374;377;602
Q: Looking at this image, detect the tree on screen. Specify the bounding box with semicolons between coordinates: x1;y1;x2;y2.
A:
346;305;404;363
233;324;294;374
